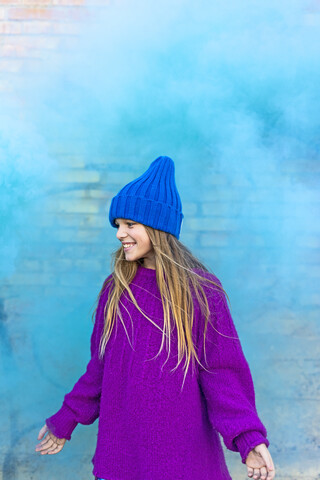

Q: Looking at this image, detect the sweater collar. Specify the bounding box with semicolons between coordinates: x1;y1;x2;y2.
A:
135;263;157;278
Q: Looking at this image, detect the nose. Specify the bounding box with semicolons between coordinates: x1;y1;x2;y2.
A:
116;225;128;240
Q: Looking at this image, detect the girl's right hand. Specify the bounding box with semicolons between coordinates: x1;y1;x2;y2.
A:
35;423;67;455
245;443;275;479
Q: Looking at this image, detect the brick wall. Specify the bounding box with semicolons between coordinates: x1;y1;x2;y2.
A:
0;0;91;84
0;0;112;298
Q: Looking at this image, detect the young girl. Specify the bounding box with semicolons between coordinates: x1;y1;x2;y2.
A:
35;156;276;480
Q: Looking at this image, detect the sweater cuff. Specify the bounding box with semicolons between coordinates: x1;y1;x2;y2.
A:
233;430;270;464
45;404;78;441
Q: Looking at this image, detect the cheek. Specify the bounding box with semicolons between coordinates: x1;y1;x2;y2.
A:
145;239;153;251
137;237;150;250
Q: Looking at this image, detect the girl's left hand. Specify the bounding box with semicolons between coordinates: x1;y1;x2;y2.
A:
35;423;67;455
245;443;275;479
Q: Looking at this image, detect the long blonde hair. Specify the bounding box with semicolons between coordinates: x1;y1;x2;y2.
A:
93;225;234;390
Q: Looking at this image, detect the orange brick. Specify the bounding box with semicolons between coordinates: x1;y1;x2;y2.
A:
21;0;55;4
0;0;23;4
8;7;54;20
52;0;85;5
0;21;22;34
10;6;89;20
86;0;110;4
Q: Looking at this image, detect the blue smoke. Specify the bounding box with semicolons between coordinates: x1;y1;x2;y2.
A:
1;0;319;477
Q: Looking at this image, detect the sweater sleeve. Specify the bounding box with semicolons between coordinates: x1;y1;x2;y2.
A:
45;275;113;440
197;273;270;464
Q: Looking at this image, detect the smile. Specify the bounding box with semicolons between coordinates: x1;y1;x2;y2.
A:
123;243;136;251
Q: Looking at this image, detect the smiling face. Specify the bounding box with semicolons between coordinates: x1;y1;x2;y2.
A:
115;218;156;269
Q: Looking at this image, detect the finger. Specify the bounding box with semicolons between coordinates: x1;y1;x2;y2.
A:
253;468;261;479
35;434;50;449
267;456;275;472
36;437;54;452
47;444;62;455
266;461;275;480
257;445;275;472
267;467;276;479
37;424;48;440
247;466;254;478
39;442;59;455
260;467;268;479
36;436;53;449
264;454;275;478
47;432;65;445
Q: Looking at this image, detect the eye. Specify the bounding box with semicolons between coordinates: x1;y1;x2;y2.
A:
114;222;135;228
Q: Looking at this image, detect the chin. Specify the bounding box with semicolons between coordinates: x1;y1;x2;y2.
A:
125;255;139;262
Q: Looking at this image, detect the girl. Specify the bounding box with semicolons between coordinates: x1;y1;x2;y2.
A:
35;156;276;480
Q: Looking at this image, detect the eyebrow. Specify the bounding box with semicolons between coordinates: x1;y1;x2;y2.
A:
115;220;135;225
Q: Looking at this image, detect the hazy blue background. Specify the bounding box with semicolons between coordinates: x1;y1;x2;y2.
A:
1;0;319;478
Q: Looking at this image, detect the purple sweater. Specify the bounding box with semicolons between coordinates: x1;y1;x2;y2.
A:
46;264;269;480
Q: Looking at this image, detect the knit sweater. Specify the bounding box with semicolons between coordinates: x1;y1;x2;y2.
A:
46;264;269;480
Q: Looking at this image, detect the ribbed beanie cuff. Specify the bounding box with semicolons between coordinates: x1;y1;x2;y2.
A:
109;195;183;239
108;156;184;239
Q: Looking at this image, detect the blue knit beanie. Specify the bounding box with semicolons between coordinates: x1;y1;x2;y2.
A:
109;156;184;239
